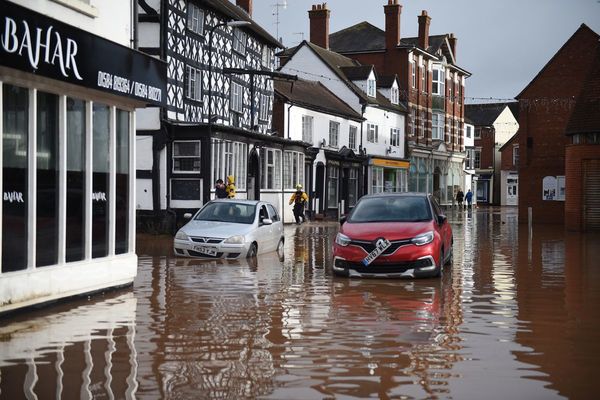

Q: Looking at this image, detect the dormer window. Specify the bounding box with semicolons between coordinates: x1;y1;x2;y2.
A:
367;78;376;97
391;86;399;105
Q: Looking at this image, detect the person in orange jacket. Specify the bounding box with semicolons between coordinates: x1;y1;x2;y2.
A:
289;184;309;224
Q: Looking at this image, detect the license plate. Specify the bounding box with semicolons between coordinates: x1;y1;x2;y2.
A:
362;238;392;266
194;245;217;256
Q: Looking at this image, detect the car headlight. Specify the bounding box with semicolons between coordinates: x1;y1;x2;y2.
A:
335;233;351;246
411;231;434;246
175;231;188;240
224;235;245;244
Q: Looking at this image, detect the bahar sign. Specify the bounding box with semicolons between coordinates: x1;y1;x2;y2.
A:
0;0;166;106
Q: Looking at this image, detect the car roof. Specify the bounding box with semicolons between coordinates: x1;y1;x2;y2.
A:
360;192;429;199
208;199;264;205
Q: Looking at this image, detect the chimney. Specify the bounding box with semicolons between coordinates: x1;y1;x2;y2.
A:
418;10;431;50
309;3;330;49
448;33;457;60
236;0;252;17
384;0;402;51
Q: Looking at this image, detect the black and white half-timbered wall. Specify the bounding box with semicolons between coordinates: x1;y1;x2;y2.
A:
136;0;306;230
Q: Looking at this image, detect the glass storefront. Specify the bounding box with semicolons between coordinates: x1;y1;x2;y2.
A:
1;83;133;273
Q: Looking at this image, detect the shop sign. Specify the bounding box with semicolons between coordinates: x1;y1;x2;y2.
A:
0;0;166;106
372;158;410;168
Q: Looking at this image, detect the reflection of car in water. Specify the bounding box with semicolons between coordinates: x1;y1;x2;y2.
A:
174;200;284;259
333;193;453;278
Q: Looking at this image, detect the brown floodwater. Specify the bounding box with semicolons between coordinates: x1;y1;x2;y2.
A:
1;207;599;399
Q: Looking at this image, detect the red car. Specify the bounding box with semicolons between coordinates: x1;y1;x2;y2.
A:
332;192;453;278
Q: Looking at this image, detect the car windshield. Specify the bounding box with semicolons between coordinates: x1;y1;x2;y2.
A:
349;196;432;223
194;202;256;224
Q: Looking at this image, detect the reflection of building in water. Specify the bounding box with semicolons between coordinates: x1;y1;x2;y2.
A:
0;293;137;399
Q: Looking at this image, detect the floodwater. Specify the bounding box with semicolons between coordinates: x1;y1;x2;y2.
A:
1;207;599;399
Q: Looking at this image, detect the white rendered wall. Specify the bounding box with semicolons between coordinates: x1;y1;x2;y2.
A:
10;0;133;47
136;107;161;131
362;106;405;159
280;46;362;113
138;22;161;48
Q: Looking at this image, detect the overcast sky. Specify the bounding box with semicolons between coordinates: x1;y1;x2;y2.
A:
251;0;600;103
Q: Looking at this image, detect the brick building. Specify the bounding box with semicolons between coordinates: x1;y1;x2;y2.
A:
517;24;600;226
294;1;470;205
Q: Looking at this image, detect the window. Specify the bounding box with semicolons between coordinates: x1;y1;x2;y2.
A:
230;81;243;113
421;64;426;92
474;149;481;169
474;128;481;139
432;112;444;140
115;110;130;255
329;121;339;148
391;86;399;105
212;140;247;190
261;148;281;190
367;78;376;97
262;45;272;67
390;128;401;147
419;110;426;138
92;103;110;259
513;145;520;167
372;167;384;193
233;28;247;54
349;126;357;150
185;65;202;102
432;66;445;96
327;165;339;206
466;125;472;138
410;108;416;136
171;179;201;200
367;123;378;143
259;94;270;121
187;3;204;35
66;98;86;263
283;151;305;190
173;141;201;173
348;168;359;206
302;115;313;143
454;120;460;145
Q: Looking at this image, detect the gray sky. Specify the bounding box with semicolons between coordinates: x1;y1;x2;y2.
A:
252;0;600;103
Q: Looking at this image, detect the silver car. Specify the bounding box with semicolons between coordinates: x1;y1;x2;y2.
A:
173;200;284;259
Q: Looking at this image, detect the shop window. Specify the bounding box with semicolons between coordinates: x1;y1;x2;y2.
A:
173;141;201;173
302;115;313;143
348;168;359;206
115;110;129;255
283;151;304;190
327;165;339;206
372;167;384;194
2;84;29;272
92;103;110;259
261;148;281;190
212;140;247;191
171;179;201;200
36;91;60;267
66;98;86;263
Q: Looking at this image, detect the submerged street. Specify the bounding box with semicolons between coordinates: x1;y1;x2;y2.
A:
1;207;599;399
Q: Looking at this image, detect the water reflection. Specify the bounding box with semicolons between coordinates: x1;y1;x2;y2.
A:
1;212;599;399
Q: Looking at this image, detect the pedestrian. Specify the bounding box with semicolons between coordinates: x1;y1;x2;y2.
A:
289;184;309;224
225;175;236;199
465;189;473;209
215;179;227;199
456;188;464;209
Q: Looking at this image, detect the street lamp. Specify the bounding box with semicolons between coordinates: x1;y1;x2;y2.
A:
207;20;251;125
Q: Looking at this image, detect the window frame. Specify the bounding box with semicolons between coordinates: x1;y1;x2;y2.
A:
390;86;399;105
232;28;247;55
432;65;445;96
185;65;202;102
230;81;243;114
367;79;376;97
367;123;378;143
259;94;270;121
261;148;282;190
390;128;401;147
187;3;204;35
301;115;313;143
329;121;340;148
172;140;202;174
513;145;520;167
283;150;305;190
432;112;445;141
211;139;247;191
349;125;357;150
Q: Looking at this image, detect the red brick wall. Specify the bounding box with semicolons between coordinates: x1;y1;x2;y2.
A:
500;143;517;171
565;144;600;231
272;95;285;138
475;127;495;170
518;26;600;225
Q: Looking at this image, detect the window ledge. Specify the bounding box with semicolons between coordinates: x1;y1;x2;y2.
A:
50;0;98;18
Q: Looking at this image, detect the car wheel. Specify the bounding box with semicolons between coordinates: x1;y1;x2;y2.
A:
434;249;444;278
276;238;284;254
445;245;453;266
247;242;258;258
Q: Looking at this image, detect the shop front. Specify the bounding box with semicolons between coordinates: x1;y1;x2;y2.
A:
0;1;166;313
369;158;409;194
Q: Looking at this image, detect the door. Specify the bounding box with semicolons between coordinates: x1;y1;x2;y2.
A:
315;162;325;214
584;160;600;231
506;175;518;206
247;150;260;200
256;204;274;252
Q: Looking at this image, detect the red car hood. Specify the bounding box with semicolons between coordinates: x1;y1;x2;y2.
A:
341;221;434;241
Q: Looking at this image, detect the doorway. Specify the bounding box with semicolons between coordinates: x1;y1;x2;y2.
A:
247;149;260;200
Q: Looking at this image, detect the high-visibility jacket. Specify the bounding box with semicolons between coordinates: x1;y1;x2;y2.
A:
289;191;308;206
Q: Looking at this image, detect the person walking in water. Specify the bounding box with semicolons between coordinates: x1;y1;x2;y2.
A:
465;189;473;209
289;184;309;224
226;175;236;199
456;188;464;209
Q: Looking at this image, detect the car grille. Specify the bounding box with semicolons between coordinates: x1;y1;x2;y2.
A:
335;258;432;274
188;250;224;258
190;237;223;244
349;239;412;255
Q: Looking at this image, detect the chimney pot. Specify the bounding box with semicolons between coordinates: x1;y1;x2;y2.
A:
309;3;331;49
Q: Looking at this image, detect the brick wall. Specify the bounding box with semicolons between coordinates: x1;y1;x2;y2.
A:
565;144;600;231
518;26;599;225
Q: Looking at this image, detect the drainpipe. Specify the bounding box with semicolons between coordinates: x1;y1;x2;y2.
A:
287;101;293;140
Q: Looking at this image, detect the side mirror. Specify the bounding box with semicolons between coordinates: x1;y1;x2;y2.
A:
184;213;193;219
340;215;347;225
437;215;447;225
262;218;273;225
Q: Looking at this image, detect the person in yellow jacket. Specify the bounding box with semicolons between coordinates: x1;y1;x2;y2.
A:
289;184;309;224
226;175;236;199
